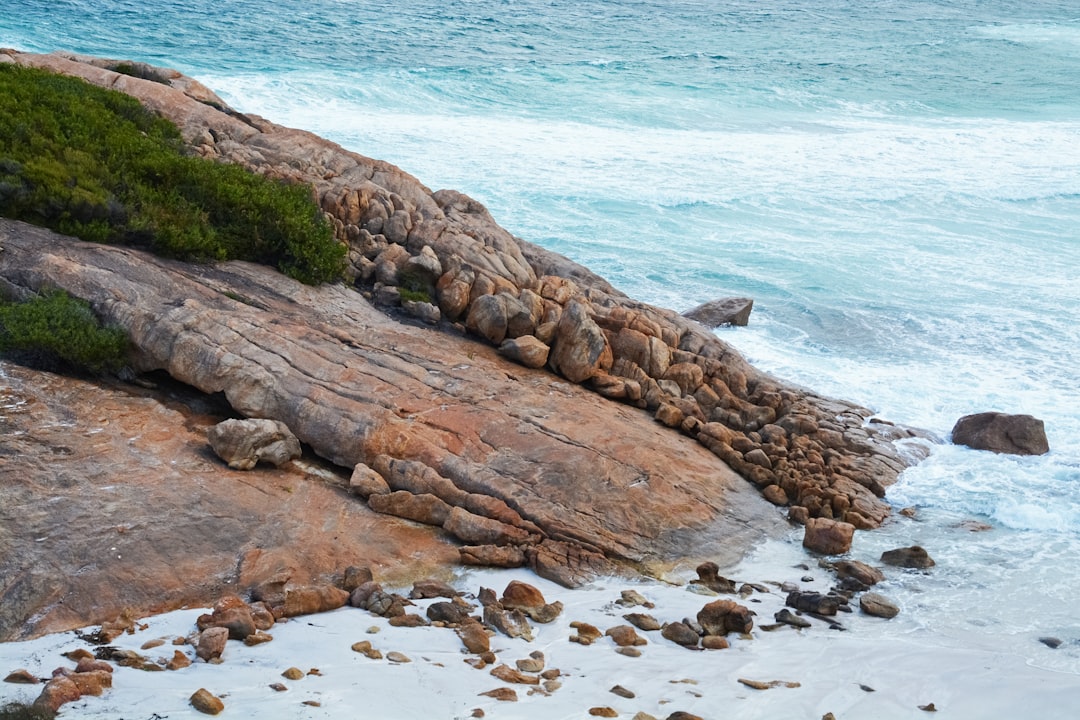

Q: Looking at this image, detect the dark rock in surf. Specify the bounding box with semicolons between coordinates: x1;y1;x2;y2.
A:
950;412;1049;456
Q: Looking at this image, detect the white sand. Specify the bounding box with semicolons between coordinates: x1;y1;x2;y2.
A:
2;559;1077;719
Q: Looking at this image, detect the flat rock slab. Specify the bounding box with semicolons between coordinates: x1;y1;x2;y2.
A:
0;220;785;638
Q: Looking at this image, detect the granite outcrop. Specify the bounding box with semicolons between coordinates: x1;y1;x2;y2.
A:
1;51;929;639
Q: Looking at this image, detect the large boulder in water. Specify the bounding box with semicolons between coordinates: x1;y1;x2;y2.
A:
950;412;1049;456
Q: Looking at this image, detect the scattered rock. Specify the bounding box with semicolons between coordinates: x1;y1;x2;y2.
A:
702;636;730;650
951;412;1049;455
190;688;225;715
802;517;856;555
606;625;648;647
196;627;228;663
661;622;700;648
207;418;301;470
3;669;39;684
387;652;412;663
389;613;429;628
478;687;518;701
513;651;544;674
491;664;539;685
616;647;642;657
859;592;900;619
499;580;562;623
484;605;534;642
1039;637;1063;649
832;559;885;587
69;670;112;696
610;684;635;699
774;608;812;628
457;619;492;654
589;708;619;718
697;599;754;635
881;546;935;569
623;613;661;631
689;561;736;593
410;579;459;599
243;630;274;646
570;621;603;645
282;667;305;680
737;678;801;690
167;650;192;671
269;683;287;692
33;676;81;712
786;591;838;616
664;713;703;720
919;703;938;712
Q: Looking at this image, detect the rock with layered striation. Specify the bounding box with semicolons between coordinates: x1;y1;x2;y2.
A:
1;51;931;640
682;297;754;327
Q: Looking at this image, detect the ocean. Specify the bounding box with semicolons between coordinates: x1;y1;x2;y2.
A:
4;0;1079;680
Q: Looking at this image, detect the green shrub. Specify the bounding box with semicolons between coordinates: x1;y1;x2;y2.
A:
0;63;344;284
0;701;56;720
0;290;129;375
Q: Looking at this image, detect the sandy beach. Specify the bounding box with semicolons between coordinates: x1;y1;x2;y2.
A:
4;542;1076;719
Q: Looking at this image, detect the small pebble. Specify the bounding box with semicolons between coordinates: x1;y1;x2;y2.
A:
1039;636;1063;649
281;667;304;680
610;684;635;698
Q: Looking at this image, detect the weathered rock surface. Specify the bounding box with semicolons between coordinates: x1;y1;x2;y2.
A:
951;412;1049;456
1;51;929;638
207;417;302;469
682;297;754;327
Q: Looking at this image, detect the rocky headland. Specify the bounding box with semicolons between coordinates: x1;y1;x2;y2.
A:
0;50;928;643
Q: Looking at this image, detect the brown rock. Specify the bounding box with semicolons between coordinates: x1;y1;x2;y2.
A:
702;635;730;649
548;299;613;383
167;650;192;670
697;599;754;635
589;708;619;718
282;584;350;617
490;664;539;685
202;605;256;640
443;506;533;546
665;714;703;720
196;627;229;662
458;619;492;654
623;613;661;631
881;546;935;569
478;687;518;701
282;667;305;680
605;625;648;647
786;591;839;616
389;613;429;628
661;622;700;648
459;544;528;568
802;517;856;555
368;491;452;526
190;688;225;715
516;651;545;673
207;418;301;470
410;579;459;599
860;592;900;619
833;559;885;587
499;336;550;369
951;412;1049;455
349;463;391;497
34;676;81;712
69;669;112;696
763;484;789;505
484;605;534;642
570;621;603;645
4;669;40;684
690;561;737;593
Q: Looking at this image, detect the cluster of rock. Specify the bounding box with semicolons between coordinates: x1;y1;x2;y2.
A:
5;51;925;540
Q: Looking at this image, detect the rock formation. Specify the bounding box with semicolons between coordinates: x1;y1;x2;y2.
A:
1;50;930;639
951;412;1049;455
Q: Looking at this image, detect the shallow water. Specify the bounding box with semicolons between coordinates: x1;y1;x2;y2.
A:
4;0;1079;677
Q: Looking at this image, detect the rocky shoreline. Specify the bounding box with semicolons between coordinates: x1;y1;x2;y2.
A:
2;50;930;643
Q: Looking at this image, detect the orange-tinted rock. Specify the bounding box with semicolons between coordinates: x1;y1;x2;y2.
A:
34;676;81;712
190;688;225;715
283;585;351;617
802;517;855;555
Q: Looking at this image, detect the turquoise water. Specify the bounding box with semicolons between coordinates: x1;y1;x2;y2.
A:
5;0;1080;672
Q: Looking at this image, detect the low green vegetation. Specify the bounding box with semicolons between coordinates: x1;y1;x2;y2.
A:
0;290;128;375
0;701;56;720
0;62;344;285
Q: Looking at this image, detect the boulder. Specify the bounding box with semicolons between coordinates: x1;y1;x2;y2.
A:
697;599;754;635
802;517;855;555
207;418;301;470
548;299;613;383
499;335;550;369
951;412;1049;455
660;621;700;648
190;688;225;715
195;626;228;662
859;592;900;618
880;546;935;569
832;559;884;587
682;297;754;327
